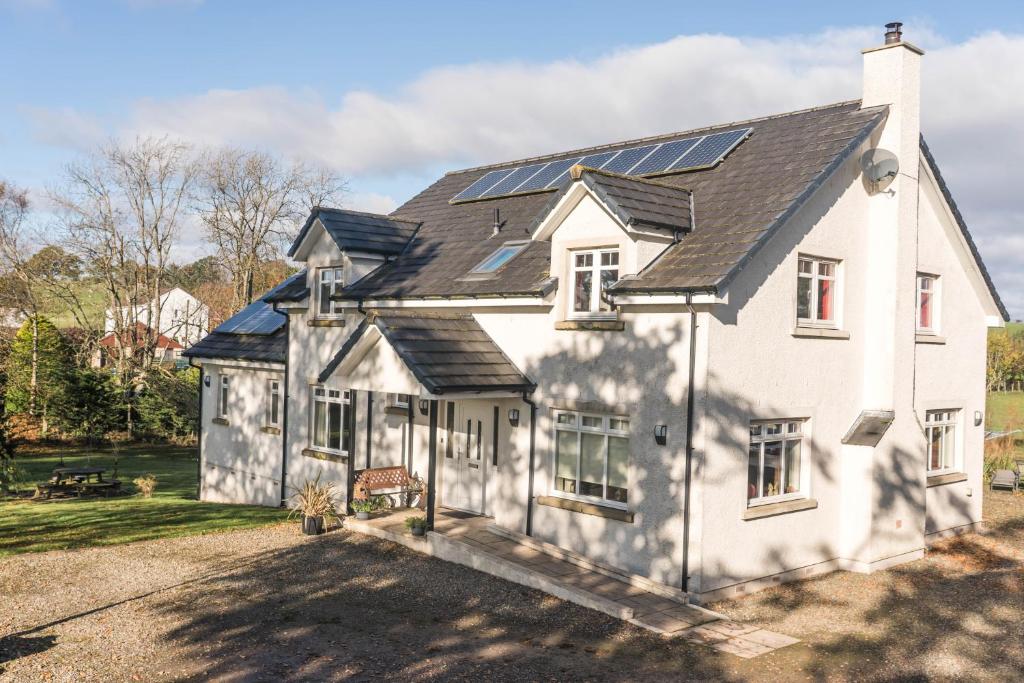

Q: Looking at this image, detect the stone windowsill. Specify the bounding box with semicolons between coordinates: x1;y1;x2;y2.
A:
384;406;411;416
308;318;346;327
927;471;968;488
211;417;229;426
916;333;946;345
555;319;625;331
261;426;281;435
742;497;818;521
301;448;348;464
791;326;850;340
536;495;634;523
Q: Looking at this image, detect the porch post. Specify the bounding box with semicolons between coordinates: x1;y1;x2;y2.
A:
426;399;439;531
406;399;414;473
346;389;357;508
365;390;373;469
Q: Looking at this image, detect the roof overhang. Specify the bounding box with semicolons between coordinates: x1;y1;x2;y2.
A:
531;181;679;243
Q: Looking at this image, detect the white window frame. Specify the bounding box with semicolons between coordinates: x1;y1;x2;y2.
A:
916;273;940;334
387;392;410;410
317;267;345;318
796;256;839;328
551;409;630;510
925;409;960;475
266;379;282;428
310;386;350;454
568;248;620;320
747;419;808;507
217;375;229;419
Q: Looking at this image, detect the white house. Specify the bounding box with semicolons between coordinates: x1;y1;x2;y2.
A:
105;286;210;348
184;25;1007;603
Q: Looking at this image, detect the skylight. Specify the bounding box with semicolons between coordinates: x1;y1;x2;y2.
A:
471;241;528;274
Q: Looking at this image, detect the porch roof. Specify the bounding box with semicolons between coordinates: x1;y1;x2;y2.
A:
319;311;535;395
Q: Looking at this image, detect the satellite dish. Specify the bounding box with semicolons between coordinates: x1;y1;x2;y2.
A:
860;148;900;190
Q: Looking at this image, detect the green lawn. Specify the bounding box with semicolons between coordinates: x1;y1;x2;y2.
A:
986;391;1024;432
0;443;288;556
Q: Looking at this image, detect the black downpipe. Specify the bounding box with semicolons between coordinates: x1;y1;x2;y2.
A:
426;400;439;531
522;392;538;536
406;399;414;473
365;391;373;469
346;389;358;509
275;305;290;506
681;292;698;593
192;361;203;501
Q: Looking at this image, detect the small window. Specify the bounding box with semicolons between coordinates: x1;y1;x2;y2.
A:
917;274;938;333
796;256;838;327
318;267;345;316
925;409;958;473
570;248;619;318
748;419;806;506
553;410;629;507
471;242;528;274
218;375;229;419
387;393;410;410
311;386;350;453
267;379;281;427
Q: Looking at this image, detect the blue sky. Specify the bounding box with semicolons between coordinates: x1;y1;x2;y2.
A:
2;1;1023;315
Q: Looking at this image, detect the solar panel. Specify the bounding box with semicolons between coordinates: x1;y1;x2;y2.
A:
481;163;548;197
216;301;285;335
629;137;701;175
602;144;658;174
670;128;751;171
545;150;619;188
515;157;582;192
451;169;515;202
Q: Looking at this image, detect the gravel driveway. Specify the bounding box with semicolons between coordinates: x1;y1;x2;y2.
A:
2;493;1022;682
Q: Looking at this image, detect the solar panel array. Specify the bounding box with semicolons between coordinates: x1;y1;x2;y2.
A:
216;301;285;336
451;127;752;203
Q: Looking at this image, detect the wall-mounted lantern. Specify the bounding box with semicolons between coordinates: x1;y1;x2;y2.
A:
508;408;520;427
419;399;430;415
654;424;668;445
203;374;211;387
974;411;983;427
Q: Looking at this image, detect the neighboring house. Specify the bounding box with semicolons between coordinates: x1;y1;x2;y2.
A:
94;322;184;369
184;26;1007;603
105;286;210;348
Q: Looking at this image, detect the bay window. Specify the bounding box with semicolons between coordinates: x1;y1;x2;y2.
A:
553;410;629;507
917;274;938;333
797;256;837;327
311;387;350;453
570;249;619;317
925;409;958;473
318;267;345;317
748;420;806;505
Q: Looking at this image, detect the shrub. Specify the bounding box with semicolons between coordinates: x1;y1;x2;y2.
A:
350;499;374;513
288;474;340;523
135;368;199;443
55;369;125;443
133;474;158;497
404;516;427;531
983;435;1020;483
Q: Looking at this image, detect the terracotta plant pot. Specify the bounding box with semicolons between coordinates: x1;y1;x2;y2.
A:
302;515;325;535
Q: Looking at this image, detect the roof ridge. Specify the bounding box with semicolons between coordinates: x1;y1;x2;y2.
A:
446;99;870;176
315;205;420;225
573;165;691;192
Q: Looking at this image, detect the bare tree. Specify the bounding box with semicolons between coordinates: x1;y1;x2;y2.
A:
196;149;345;312
49;137;198;433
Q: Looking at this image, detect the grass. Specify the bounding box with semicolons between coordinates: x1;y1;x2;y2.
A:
986;390;1024;433
0;443;287;556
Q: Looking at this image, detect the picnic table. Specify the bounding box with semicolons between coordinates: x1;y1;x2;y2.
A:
35;466;122;499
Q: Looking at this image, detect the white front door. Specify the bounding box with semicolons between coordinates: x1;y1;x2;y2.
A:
440;401;489;514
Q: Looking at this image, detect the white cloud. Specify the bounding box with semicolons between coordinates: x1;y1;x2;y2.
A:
346;191;398;215
22;26;1024;315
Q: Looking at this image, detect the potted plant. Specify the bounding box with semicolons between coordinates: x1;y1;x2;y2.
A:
405;515;427;537
350;498;374;520
288;474;340;536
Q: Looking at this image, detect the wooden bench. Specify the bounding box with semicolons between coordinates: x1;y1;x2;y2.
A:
353;466;425;509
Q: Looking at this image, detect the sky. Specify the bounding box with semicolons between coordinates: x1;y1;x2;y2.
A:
1;1;1022;317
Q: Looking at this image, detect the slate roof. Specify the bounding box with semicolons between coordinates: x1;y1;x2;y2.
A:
288;207;420;258
183;271;307;363
319;311;535;394
340;101;888;299
573;167;693;233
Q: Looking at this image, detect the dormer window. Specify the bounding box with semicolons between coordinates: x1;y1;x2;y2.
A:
471;241;528;274
571;248;619;317
318;267;344;317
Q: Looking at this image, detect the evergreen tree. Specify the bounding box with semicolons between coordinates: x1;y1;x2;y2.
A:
5;316;73;436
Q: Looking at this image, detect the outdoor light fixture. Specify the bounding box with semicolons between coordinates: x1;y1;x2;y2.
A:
419;399;429;415
654;424;668;445
508;408;520;427
203;375;211;387
975;411;983;427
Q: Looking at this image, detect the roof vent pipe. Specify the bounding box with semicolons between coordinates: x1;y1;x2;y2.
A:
884;21;903;44
492;208;501;237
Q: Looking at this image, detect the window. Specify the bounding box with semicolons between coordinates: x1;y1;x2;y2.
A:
553;410;629;507
471;242;528;274
570;248;619;317
917;274;938;333
748;420;805;506
311;387;350;453
797;257;837;326
267;379;281;427
318;267;345;316
925;409;958;473
218;375;229;419
387;393;410;410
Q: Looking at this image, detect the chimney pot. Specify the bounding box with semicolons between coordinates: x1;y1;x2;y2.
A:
884;21;903;45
